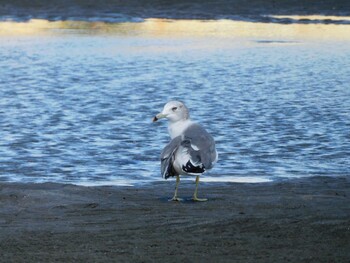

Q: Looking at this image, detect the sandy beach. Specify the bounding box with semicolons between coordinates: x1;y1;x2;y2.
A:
0;176;349;262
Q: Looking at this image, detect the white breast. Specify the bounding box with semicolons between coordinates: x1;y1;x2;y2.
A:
168;119;193;139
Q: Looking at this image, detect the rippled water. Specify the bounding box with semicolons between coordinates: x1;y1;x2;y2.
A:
0;19;349;185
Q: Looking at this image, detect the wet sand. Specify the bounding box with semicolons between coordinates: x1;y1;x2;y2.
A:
0;176;349;262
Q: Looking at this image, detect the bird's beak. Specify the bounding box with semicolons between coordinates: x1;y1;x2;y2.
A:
152;113;167;122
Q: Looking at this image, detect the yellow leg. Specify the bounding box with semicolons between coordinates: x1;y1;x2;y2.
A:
169;175;183;201
193;175;208;202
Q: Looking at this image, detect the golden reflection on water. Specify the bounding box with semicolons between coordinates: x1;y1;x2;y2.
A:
271;15;350;22
0;18;350;41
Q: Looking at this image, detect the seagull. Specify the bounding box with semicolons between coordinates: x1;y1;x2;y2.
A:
153;101;218;201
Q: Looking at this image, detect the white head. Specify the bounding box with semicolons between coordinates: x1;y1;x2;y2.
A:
153;101;190;123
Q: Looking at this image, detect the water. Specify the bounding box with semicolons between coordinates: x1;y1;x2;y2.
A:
0;19;349;186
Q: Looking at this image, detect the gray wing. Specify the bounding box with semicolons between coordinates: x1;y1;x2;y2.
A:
160;123;217;179
183;123;217;170
160;136;182;179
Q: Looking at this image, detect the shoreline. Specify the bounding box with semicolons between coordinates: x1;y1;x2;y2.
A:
1;176;349;262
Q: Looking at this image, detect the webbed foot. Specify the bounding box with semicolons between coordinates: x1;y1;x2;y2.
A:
192;196;208;202
169;196;183;202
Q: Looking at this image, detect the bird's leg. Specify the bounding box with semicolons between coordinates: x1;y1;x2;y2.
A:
192;175;208;202
169;175;183;201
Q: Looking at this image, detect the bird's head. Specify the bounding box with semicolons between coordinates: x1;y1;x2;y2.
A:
153;101;190;123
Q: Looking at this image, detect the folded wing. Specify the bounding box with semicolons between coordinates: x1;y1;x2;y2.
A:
160;123;217;179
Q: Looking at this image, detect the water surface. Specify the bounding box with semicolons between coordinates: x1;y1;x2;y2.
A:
0;19;349;185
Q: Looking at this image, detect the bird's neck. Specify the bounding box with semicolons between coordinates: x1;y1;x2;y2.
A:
168;119;192;139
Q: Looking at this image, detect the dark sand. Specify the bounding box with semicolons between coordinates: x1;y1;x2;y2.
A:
0;176;349;262
1;0;350;22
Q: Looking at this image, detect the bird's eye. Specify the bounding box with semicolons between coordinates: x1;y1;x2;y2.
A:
172;107;178;111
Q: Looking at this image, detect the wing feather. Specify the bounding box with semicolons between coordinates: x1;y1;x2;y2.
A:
160;123;217;178
183;123;217;170
160;136;181;179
